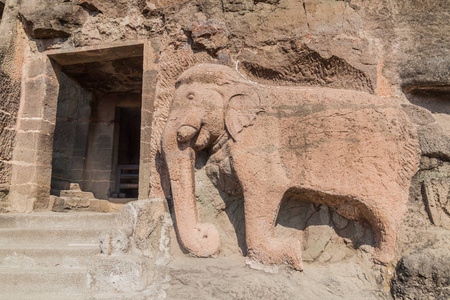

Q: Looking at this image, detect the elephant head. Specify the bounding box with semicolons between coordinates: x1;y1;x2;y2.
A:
161;64;262;257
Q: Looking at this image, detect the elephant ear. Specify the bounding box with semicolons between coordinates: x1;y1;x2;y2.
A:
225;88;261;141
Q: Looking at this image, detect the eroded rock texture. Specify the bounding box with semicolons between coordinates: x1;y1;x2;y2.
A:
0;0;23;212
391;243;450;299
0;0;449;298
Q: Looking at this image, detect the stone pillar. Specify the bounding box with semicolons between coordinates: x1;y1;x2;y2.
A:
9;52;60;212
139;40;159;199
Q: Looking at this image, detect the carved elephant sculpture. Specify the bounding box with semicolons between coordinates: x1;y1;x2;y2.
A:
162;63;420;270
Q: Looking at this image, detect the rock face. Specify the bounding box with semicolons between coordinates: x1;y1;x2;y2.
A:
19;0;85;39
0;0;23;212
396;0;450;90
391;233;450;299
0;0;449;298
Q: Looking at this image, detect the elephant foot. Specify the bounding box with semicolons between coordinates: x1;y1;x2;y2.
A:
194;223;221;258
371;229;396;265
247;237;303;271
372;247;395;265
180;223;220;258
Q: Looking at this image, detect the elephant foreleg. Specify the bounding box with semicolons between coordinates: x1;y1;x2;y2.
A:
243;188;303;270
231;150;303;270
354;197;401;264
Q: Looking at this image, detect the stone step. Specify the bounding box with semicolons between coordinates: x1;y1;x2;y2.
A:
0;293;86;300
0;267;89;295
0;228;104;246
0;212;120;297
0;212;117;229
0;245;100;268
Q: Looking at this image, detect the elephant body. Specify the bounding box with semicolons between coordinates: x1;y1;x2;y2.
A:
162;64;420;270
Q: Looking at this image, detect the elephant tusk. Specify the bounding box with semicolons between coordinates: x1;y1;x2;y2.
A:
177;125;199;143
194;127;211;151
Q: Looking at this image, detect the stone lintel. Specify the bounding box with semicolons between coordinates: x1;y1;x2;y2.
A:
47;41;145;66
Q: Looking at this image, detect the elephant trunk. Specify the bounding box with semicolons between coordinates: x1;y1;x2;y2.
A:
162;121;220;257
177;125;198;143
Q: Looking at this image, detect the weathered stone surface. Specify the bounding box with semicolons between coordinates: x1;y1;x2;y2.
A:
401;104;437;126
417;124;450;161
164;257;390;300
238;41;374;93
99;229;130;255
79;0;146;18
94;205;173;298
51;184;123;212
0;0;23;212
19;0;85;39
391;233;450;299
115;199;167;257
187;20;229;55
402;100;450;164
89;254;153;293
423;178;450;230
0;0;448;297
0;212;117;298
395;0;450;91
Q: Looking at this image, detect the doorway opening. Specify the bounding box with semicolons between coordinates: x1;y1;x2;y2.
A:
49;44;144;202
112;107;141;199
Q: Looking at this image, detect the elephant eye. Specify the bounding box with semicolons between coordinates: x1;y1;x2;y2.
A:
187;93;195;100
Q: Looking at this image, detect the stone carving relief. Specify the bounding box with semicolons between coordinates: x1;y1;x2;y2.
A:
161;63;421;270
423;178;450;230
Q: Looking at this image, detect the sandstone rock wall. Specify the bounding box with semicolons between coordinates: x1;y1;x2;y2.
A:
395;0;450;90
0;0;23;212
0;0;448;297
2;0;447;199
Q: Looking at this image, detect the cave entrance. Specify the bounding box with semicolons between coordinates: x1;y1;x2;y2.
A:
48;43;150;202
8;41;158;211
